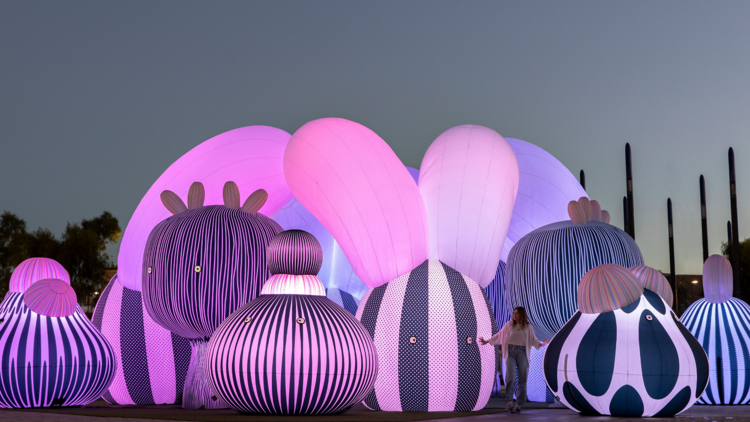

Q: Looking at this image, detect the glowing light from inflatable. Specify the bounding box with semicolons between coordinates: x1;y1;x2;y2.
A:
501;139;588;261
544;264;708;417
206;230;378;414
118;126;292;292
506;198;643;340
9;257;70;293
0;285;116;408
142;181;282;409
681;254;750;404
92;275;191;405
630;265;674;308
418;125;518;288
284;118;429;289
357;259;497;411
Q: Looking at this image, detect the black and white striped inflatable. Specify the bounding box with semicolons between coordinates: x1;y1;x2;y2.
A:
0;292;116;407
206;294;378;414
143;205;282;339
267;229;323;275
506;220;644;340
357;259;497;411
142;204;282;408
92;274;191;405
681;298;750;404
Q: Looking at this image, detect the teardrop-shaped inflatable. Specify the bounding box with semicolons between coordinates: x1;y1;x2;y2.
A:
284;118;429;289
418;125;518;288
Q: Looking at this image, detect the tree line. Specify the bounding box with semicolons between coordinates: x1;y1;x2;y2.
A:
0;211;120;299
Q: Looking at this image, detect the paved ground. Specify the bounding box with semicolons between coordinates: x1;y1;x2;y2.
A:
0;400;747;422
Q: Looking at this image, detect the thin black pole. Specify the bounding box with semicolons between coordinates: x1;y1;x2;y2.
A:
700;175;709;262
580;170;586;191
728;221;733;244
668;198;677;311
623;196;629;234
626;143;635;239
729;148;741;299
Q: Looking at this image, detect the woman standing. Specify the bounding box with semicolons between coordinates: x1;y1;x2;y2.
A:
479;306;547;413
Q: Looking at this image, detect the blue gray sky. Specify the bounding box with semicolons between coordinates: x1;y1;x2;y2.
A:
2;1;749;275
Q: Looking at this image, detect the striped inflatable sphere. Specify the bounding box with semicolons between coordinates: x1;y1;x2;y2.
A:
357;259;497;412
506;220;644;340
92;275;191;405
629;265;674;308
206;294;378;414
577;264;643;314
0;292;116;407
23;278;77;317
9;257;70;293
267;229;323;275
143;205;282;339
681;298;750;404
543;289;708;416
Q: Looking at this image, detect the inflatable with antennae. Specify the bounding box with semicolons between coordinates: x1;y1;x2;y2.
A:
285;119;515;411
142;181;282;409
681;255;750;404
505;196;642;342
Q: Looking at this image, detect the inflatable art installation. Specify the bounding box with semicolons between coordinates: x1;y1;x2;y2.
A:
206;230;378;414
544;264;709;417
142;181;282;409
92;274;191;405
501;138;588;262
0;274;116;407
681;254;750;404
118;126;292;292
8;257;70;293
327;287;361;315
506;197;643;341
273;197;368;300
285;119;510;411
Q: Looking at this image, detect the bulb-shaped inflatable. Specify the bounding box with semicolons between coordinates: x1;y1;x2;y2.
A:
0;279;116;408
206;230;378;414
544;264;708;417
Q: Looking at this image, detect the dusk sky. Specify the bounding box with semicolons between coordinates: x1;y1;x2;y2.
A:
2;1;749;275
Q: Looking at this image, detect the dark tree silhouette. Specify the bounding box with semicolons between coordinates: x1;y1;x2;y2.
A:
0;211;120;299
721;238;750;303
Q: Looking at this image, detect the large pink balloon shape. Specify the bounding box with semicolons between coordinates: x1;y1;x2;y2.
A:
418;125;519;288
118;126;293;291
284;118;429;289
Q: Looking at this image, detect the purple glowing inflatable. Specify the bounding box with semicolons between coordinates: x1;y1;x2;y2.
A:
8;257;70;293
119;126;292;292
206;230;378;414
142;181;282;409
0;280;116;408
92;274;191;405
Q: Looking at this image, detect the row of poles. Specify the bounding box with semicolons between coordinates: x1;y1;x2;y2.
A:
579;145;743;308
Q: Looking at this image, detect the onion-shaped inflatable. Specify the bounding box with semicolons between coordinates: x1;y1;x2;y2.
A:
142;181;282;409
544;264;708;417
681;254;750;404
206;230;378;414
0;281;116;407
506;197;642;340
92;274;191;405
357;259;497;411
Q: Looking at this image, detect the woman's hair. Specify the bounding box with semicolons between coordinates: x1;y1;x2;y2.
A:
512;306;529;328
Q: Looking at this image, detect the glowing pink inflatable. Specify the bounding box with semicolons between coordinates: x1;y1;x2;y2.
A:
9;257;70;293
284;118;429;289
418;125;519;288
501;138;588;261
118;126;293;291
